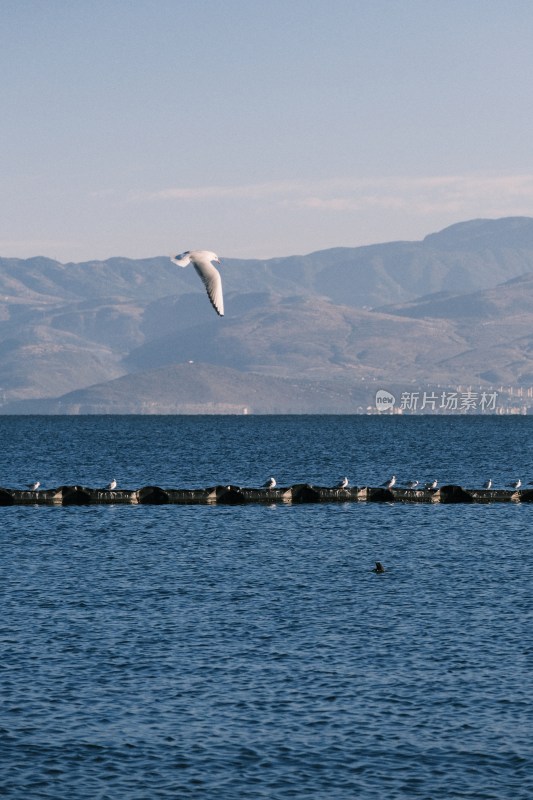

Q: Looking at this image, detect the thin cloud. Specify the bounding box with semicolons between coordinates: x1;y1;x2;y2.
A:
297;174;533;216
135;180;308;202
130;174;533;220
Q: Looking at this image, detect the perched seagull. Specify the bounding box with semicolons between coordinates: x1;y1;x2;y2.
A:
336;477;349;489
170;250;224;316
27;481;40;491
106;479;117;490
483;479;493;489
382;475;396;489
263;477;276;490
405;480;419;489
425;479;438;490
507;479;522;490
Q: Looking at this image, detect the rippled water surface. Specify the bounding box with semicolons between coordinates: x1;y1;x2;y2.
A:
1;416;532;798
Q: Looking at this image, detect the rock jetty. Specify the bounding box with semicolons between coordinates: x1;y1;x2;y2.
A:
0;484;531;506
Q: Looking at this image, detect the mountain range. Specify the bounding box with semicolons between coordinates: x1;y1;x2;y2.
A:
2;216;533;413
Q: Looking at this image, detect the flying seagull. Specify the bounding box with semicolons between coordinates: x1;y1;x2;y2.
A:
170;250;224;316
263;477;276;489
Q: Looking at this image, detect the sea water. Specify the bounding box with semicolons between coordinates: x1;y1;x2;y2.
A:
1;416;532;799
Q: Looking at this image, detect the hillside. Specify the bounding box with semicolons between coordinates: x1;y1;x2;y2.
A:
4;363;373;415
2;217;533;412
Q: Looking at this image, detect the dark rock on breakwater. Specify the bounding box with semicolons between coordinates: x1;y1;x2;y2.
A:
0;484;529;506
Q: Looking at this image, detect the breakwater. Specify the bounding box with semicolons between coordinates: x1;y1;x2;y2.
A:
1;484;532;506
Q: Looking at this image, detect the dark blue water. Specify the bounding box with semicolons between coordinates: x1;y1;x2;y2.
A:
1;416;532;799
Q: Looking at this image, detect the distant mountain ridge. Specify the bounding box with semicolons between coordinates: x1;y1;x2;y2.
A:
2;217;533;412
3;216;533;309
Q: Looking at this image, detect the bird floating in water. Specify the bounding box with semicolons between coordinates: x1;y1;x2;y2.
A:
483;479;493;489
382;475;396;489
106;479;117;490
170;250;224;316
336;477;349;489
507;479;521;490
372;561;386;574
425;479;438;490
27;481;40;491
263;477;276;489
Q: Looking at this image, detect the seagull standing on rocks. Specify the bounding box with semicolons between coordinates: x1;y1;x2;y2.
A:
425;479;438;490
507;479;522;490
106;479;117;490
336;477;349;489
382;475;396;489
483;479;493;489
263;477;276;490
405;480;419;489
170;250;224;316
27;481;40;491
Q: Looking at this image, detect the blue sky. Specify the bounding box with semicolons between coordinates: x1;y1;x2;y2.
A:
2;0;533;261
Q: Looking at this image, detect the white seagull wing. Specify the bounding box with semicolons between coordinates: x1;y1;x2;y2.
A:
191;253;224;316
